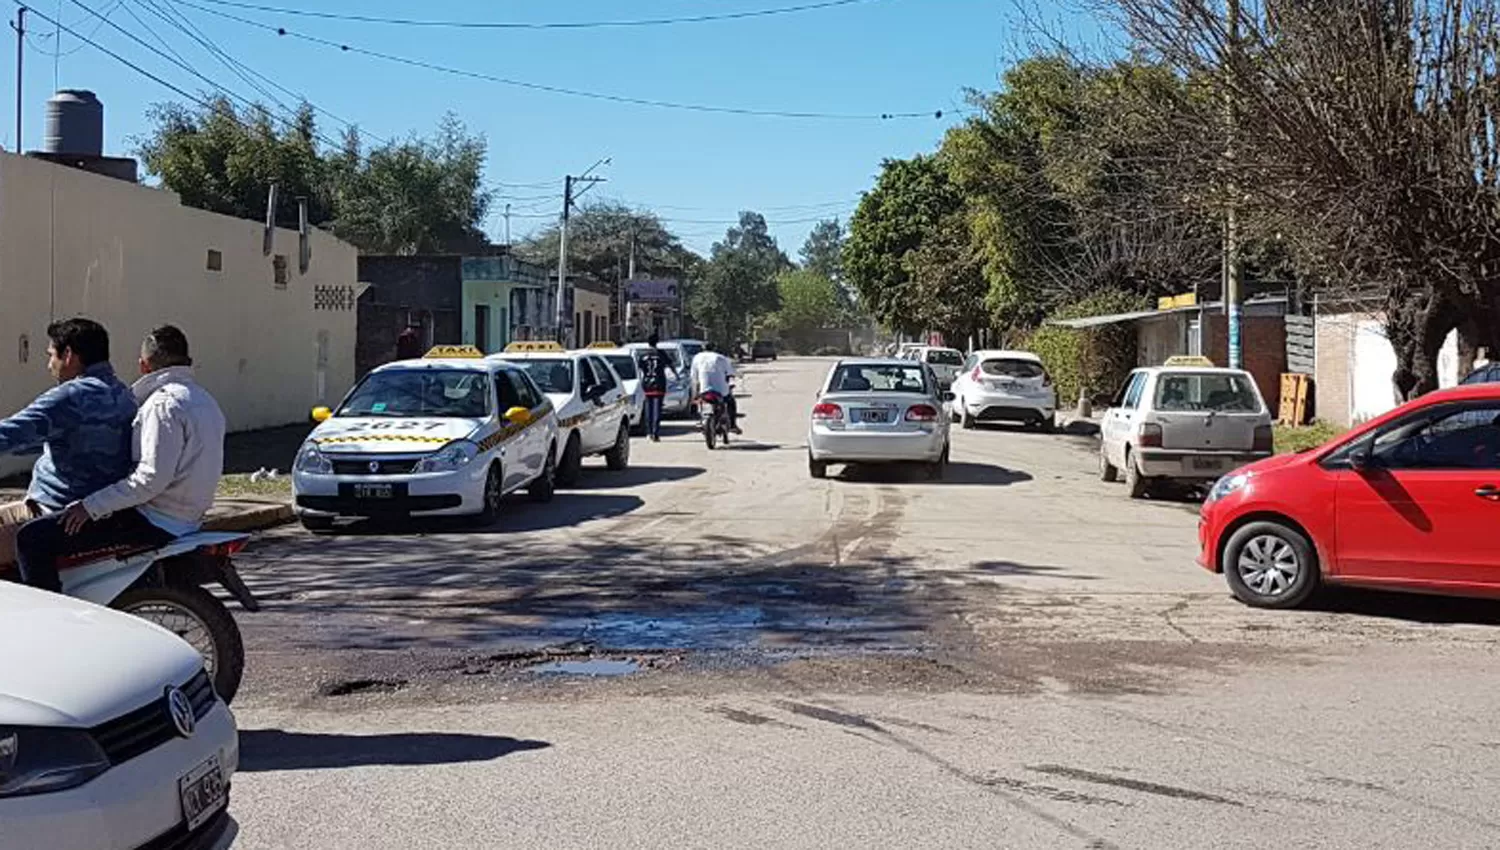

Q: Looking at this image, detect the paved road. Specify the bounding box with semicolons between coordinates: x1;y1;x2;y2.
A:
231;357;1500;849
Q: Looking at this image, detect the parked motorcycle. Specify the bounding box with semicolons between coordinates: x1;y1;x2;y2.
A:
52;532;258;703
700;390;732;449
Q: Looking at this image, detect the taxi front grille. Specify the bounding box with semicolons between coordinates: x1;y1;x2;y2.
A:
91;670;217;766
331;458;420;475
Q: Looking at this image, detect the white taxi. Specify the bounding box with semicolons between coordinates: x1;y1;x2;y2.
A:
292;346;560;529
583;342;646;435
490;341;633;487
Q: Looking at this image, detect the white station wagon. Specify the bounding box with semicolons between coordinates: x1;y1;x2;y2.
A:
1099;361;1274;498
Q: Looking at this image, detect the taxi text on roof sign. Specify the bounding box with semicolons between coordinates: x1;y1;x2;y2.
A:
587;341;617;349
424;345;485;359
1164;355;1216;367
505;341;564;352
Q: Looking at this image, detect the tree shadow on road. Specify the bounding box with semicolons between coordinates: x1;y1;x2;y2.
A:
237;729;550;772
326;493;647;536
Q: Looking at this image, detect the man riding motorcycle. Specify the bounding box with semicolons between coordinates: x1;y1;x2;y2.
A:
0;318;136;574
15;325;226;593
690;342;741;435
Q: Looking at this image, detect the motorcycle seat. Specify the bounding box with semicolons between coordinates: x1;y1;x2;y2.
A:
57;543;164;571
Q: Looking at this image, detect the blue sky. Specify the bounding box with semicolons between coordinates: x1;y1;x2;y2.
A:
2;0;1112;255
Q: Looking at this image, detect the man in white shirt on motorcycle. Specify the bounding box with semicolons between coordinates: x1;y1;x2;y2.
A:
14;325;227;592
690;342;741;434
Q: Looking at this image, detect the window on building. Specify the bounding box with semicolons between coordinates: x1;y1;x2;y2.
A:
206;249;223;272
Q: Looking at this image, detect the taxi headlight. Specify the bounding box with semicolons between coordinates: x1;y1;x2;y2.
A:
0;726;110;798
415;440;479;473
1207;471;1252;504
295;443;333;474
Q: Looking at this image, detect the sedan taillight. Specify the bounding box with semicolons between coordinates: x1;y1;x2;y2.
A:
812;403;844;421
1139;422;1164;448
905;404;939;422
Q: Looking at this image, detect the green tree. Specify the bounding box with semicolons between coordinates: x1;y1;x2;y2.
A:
769;268;843;350
691;212;789;344
800;218;846;283
517;202;699;289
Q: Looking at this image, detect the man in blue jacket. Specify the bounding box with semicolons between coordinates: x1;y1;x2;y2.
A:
0;319;137;584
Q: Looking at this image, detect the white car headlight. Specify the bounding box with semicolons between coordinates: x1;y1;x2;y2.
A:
295;443;333;474
0;726;110;797
1207;471;1252;504
415;440;479;473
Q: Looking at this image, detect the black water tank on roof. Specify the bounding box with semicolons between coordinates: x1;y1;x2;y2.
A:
44;89;103;156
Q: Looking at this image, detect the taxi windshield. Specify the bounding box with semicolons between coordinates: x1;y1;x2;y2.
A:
339;369;491;418
512;359;575;394
604;355;638;380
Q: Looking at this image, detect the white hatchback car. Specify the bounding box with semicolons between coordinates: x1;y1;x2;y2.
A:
1;583;239;850
1099;363;1274;497
808;358;952;479
950;350;1059;431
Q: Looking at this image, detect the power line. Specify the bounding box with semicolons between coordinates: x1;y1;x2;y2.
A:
184;0;884;30
176;0;958;122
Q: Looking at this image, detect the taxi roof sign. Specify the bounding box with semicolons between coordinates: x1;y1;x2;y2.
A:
424;345;484;359
504;341;564;353
587;341;618;349
1163;355;1216;367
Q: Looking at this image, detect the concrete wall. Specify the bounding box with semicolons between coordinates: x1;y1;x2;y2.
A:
0;152;358;481
574;287;611;346
1314;310;1461;426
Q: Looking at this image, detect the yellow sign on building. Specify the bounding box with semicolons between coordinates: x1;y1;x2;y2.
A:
1157;293;1198;311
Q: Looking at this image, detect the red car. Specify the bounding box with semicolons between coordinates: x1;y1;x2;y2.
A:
1199;383;1500;608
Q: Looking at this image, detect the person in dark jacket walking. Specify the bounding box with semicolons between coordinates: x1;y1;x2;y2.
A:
636;333;677;442
0;318;137;574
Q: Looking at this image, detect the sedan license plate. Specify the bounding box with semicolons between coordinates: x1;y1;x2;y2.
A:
1191;458;1224;472
353;483;394;499
179;757;227;832
856;409;890;424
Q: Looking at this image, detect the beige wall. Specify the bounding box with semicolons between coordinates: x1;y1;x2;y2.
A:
0;152;357;476
1314;309;1460;427
574;288;611;346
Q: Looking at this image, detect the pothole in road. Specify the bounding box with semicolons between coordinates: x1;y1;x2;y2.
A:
526;658;641;677
320;678;409;697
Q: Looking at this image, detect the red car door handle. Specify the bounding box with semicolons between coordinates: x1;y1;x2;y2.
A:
1476;485;1500;500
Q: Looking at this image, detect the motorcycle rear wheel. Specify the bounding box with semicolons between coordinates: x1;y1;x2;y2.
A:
115;585;246;704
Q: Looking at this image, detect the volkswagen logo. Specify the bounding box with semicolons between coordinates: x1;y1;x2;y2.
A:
368;460;381;474
166;687;196;739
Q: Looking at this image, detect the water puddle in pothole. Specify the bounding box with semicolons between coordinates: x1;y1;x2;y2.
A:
527;658;641;677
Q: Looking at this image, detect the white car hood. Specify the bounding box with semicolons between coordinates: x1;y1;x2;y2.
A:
0;584;204;727
310;416;483;455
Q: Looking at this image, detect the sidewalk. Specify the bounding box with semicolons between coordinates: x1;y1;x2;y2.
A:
0;424;309;533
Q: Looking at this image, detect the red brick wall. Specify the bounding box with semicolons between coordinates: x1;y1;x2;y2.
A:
1204;315;1287;413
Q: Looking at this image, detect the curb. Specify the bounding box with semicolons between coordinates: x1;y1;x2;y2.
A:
204;502;295;533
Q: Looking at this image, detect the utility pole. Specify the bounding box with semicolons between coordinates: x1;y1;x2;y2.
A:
1223;0;1243;369
504;203;511;246
553;158;608;346
11;6;24;152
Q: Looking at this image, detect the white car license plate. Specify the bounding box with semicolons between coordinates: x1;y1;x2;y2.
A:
180;756;227;831
990;379;1016;392
856;409;890;424
1191;458;1224;472
354;483;394;499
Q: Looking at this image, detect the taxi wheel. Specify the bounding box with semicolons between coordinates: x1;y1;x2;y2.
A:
475;463;504;525
530;443;557;502
1099;447;1119;483
1124;449;1151;499
605;423;631;470
557;434;584;488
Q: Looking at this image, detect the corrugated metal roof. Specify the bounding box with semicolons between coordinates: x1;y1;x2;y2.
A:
1046;297;1288;330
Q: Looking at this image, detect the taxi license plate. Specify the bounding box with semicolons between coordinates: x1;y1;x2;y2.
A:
179;756;227;832
1192;458;1224;472
353;483;394;499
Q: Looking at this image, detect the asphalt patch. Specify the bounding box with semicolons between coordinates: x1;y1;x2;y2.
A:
773;700;885;733
1027;764;1242;806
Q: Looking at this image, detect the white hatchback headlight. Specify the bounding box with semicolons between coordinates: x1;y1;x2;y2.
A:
1207;471;1252;504
415;440;479;473
295;443;333;474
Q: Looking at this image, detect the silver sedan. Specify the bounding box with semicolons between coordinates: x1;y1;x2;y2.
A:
807;358;952;480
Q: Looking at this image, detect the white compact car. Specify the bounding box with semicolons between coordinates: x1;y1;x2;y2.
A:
903;345;966;387
807;358;952;480
0;582;239;850
623;342;692;416
950;349;1059;431
293;346;560;529
491;342;633;486
584;344;647;435
1099;362;1274;498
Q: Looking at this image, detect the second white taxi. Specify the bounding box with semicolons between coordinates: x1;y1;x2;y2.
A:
584;343;647;435
491;342;633;486
292;346;560;529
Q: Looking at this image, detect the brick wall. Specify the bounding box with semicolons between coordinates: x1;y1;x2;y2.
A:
1203;314;1288;413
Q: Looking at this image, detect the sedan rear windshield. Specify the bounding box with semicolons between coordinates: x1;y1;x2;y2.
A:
339;369;491;418
510;359;575;394
925;349;963;366
981;359;1045;379
828;364;930;394
1155;373;1261;412
604;355;638;380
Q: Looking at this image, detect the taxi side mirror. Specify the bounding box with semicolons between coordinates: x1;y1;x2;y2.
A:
504;406;532;426
310;406;333;423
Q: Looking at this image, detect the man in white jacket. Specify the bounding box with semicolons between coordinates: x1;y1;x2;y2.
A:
15;326;226;592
